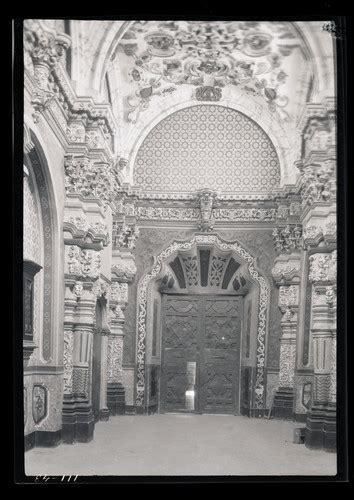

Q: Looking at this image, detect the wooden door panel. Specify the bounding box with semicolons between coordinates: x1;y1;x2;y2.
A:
203;364;236;413
161;296;199;412
201;297;241;414
161;295;241;414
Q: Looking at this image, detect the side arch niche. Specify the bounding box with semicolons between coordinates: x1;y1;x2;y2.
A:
135;234;271;416
24;125;59;364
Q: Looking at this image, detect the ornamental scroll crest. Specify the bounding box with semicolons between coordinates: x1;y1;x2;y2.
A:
136;234;270;410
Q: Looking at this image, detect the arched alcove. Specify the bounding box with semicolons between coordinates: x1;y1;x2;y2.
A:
24;126;59;364
135;234;270;417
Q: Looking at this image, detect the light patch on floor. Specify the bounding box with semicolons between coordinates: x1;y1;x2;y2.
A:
25;415;337;476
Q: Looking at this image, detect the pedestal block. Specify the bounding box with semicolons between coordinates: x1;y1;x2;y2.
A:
107;382;126;415
62;396;95;444
273;387;294;419
305;403;336;451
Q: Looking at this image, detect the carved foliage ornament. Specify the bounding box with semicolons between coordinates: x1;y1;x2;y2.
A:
112;221;140;250
309;250;336;283
66;245;101;279
299;163;336;207
279;285;299;307
64;155;120;206
272;224;302;253
24;20;71;122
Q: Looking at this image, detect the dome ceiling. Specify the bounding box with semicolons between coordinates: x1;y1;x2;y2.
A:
113;20;308;125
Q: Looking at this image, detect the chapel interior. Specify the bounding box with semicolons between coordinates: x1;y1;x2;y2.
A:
22;19;338;467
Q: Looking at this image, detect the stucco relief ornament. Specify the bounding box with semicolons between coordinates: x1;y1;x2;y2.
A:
122;21;299;122
272;225;302;253
300;163;336;207
279;285;299;307
73;281;83;299
309;251;336;283
64;155;120;207
110;282;128;303
198;190;216;231
24;20;70;122
66;246;101;279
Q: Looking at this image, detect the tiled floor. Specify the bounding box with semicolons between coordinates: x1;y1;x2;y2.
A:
25;414;337;476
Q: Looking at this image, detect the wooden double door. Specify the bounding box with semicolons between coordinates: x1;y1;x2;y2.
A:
161;295;242;414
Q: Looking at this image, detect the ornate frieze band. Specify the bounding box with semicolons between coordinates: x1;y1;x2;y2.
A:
136;206;278;222
135;234;270;409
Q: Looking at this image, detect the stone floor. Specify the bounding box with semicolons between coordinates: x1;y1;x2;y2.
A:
25;414;337;477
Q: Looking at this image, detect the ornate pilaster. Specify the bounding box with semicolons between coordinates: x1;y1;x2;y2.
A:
305;250;337;451
61;196;110;443
106;277;134;415
108;194;139;414
272;253;301;419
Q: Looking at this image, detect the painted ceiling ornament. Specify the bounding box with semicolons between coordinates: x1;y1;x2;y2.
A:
120;20;301;123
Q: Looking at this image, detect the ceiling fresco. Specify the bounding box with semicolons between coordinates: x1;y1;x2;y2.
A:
113;20;307;125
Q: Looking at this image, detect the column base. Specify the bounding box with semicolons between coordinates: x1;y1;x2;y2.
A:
305;403;336;452
99;408;110;421
107;382;126;415
62;396;95;444
272;387;294;419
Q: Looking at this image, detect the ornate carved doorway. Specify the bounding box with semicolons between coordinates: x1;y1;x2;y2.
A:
136;234;270;417
161;294;242;414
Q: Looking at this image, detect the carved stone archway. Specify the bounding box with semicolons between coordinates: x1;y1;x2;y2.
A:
135;233;271;415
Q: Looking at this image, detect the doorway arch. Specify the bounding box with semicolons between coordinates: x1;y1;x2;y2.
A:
135;233;270;416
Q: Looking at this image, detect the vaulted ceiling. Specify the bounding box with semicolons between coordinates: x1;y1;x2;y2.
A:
67;20;335;192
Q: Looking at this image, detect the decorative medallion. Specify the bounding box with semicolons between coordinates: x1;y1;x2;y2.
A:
302;382;312;410
32;385;48;424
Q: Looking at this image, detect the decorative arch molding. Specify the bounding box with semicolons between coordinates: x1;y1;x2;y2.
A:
135;233;271;412
23;121;60;363
126;96;296;188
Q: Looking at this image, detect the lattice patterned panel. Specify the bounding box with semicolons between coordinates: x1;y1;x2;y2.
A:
23;176;41;263
134;105;280;193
